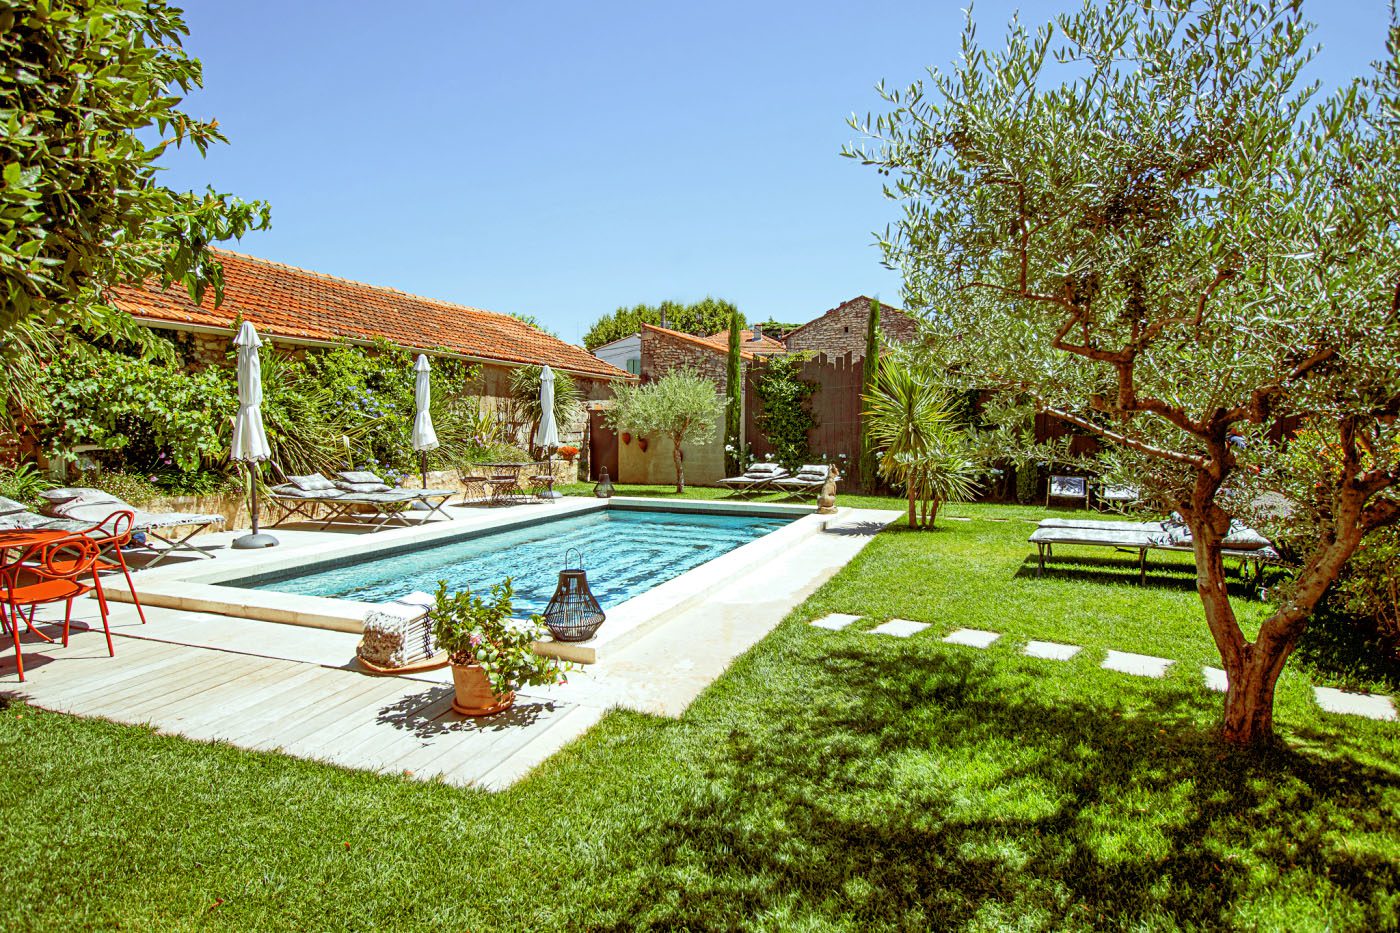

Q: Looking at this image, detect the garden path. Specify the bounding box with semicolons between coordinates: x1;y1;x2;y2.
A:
809;613;1398;722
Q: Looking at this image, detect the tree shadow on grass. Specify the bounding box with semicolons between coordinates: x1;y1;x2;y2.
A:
594;645;1400;931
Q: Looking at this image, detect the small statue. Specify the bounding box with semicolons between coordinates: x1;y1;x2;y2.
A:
817;465;839;514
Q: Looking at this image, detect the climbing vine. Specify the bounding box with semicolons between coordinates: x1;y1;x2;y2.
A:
753;355;817;470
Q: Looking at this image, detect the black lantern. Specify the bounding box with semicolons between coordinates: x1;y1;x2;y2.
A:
543;548;606;642
593;468;615;498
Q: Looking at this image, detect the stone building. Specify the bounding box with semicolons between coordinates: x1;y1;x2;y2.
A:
782;296;918;358
107;249;631;450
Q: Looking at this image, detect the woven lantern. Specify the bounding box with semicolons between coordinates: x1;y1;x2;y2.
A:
543;548;606;642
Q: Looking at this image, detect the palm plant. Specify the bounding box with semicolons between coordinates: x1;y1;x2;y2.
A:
508;365;580;456
863;360;979;528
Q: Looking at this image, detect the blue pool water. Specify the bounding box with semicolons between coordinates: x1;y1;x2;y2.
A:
231;509;792;613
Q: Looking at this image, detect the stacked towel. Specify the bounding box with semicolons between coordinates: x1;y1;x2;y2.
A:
357;591;440;668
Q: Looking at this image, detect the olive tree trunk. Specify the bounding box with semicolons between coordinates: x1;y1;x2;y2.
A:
1189;476;1378;746
672;434;685;493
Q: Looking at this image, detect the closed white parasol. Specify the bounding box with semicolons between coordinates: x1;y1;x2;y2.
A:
412;354;439;489
231;321;277;548
534;365;562;499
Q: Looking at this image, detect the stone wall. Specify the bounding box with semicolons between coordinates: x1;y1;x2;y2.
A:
617;413;726;487
639;326;734;384
783;297;919;359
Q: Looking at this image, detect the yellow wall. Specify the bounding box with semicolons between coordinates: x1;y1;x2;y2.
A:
617;414;726;487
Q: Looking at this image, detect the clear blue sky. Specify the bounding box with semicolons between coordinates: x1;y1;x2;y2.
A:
159;0;1392;343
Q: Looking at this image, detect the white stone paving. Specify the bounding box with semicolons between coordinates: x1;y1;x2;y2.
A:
1023;640;1081;661
810;613;863;631
869;618;930;638
943;628;1001;649
1101;650;1174;678
1203;666;1229;692
1314;687;1398;721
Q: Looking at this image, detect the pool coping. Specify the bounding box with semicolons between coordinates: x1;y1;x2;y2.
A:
108;496;824;664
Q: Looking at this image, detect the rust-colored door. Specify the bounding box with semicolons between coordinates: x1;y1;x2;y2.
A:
589;410;618;481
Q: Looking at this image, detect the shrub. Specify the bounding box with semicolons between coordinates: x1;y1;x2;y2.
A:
428;579;569;697
0;462;53;506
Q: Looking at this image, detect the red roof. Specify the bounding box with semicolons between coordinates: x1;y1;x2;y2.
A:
641;322;759;361
704;329;787;354
107;249;629;381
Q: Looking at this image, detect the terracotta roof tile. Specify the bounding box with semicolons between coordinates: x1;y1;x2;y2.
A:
107;249;629;381
641;322;759;361
704;329;787;354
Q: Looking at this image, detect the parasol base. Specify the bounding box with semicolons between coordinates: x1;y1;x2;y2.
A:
231;532;279;550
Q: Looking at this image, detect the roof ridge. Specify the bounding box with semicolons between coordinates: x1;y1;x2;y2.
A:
210;247;535;325
642;322;756;360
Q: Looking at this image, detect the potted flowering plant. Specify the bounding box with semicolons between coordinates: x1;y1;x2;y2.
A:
429;579;570;716
556;445;579;461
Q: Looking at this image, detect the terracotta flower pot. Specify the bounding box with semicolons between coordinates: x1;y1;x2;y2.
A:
621;432;632;445
450;661;515;717
637;437;649;452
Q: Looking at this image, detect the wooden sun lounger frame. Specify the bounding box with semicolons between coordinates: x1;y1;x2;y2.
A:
1028;526;1280;588
715;468;790;498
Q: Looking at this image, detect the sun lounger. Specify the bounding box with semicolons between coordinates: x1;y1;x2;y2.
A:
336;471;456;519
1029;517;1279;586
771;464;832;499
269;473;422;530
715;463;789;496
35;488;226;567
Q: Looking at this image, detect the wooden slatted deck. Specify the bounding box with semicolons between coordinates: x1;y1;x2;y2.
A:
1;618;602;791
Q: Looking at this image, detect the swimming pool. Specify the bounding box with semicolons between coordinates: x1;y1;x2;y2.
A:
224;508;793;614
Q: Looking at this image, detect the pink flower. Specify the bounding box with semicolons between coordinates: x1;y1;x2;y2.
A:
469;634;483;647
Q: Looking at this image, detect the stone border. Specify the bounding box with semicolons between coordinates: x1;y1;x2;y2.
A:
109;496;823;665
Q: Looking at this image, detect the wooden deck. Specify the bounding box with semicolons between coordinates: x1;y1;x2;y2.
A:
1;615;603;791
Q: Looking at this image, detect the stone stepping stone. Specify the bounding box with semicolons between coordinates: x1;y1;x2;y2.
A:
1101;650;1174;678
1203;667;1229;692
946;516;972;522
1024;640;1081;661
943;628;1000;648
1314;687;1397;721
810;613;862;631
869;619;929;638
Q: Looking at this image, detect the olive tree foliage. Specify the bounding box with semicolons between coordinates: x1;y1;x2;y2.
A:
846;0;1399;745
0;0;269;346
606;369;722;493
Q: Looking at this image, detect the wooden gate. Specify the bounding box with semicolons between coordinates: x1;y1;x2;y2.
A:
588;410;618;481
744;352;866;485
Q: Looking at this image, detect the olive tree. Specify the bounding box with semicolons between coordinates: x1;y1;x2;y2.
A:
0;0;269;343
607;369;722;493
846;0;1399;745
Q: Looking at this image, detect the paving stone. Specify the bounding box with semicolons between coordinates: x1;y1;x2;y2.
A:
943;628;1001;648
811;613;862;631
869;618;930;638
1023;640;1081;661
1314;687;1397;721
1203;667;1229;692
1101;650;1174;678
946;516;972;522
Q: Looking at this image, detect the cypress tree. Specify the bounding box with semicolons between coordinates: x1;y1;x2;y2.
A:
858;298;882;491
724;306;743;474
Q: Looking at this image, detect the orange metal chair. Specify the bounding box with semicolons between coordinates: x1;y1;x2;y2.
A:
0;536;113;682
48;510;148;626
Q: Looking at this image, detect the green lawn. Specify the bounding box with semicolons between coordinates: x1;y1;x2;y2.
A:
1;498;1396;931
